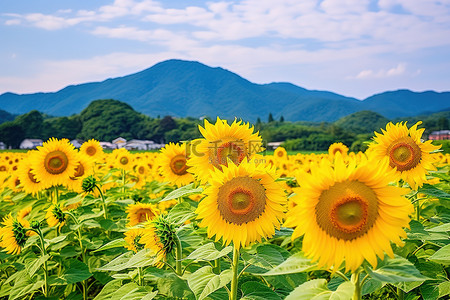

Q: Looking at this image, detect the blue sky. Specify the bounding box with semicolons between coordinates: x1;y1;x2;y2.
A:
1;0;449;99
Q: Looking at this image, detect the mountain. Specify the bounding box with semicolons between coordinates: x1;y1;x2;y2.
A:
0;59;448;122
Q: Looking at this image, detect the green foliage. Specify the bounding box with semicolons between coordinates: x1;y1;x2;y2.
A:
334;110;390;134
0;122;25;148
14;110;44;138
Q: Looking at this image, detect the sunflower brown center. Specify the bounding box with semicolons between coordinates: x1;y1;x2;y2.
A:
387;137;422;171
138;166;146;175
136;208;154;223
73;163;85;178
170;154;188;175
120;156;129;165
277;150;284;157
44;150;68;175
28;170;38;183
0;166;6;171
212;141;246;168
315;180;378;241
86;146;97;156
332;148;342;155
217;176;266;225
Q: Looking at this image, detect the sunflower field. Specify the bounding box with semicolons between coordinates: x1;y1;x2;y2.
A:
0;118;449;300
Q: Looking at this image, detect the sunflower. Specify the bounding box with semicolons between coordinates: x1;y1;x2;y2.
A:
274;146;288;161
124;228;146;253
284;153;413;272
196;158;286;249
31;138;79;187
368;121;441;189
126;203;160;226
79;139;104;161
158;143;194;187
140;215;176;268
17;154;51;195
328;142;349;160
0;214;28;254
46;204;66;228
187;117;264;183
113;148;134;171
66;153;94;193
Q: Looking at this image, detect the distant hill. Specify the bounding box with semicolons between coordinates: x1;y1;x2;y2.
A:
334;111;390;134
0;109;15;124
0;59;449;122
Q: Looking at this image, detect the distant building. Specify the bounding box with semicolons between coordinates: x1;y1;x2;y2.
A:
20;139;43;149
125;139;165;150
112;137;127;148
0;142;5;150
99;141;115;149
429;130;450;140
267;142;283;150
70;139;84;148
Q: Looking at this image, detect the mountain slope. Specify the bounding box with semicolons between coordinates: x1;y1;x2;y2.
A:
0;59;448;122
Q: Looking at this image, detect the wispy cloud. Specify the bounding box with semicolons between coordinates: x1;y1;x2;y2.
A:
354;63;407;79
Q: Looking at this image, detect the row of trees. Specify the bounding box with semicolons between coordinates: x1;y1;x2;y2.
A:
0;99;448;151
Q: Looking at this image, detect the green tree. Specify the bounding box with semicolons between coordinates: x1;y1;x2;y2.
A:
438;117;449;130
43;116;82;140
14;110;44;138
280;115;284;122
77;99;142;141
0;122;25;148
268;113;274;123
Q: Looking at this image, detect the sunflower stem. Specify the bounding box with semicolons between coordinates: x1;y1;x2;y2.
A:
66;212;88;300
213;258;221;274
230;247;240;300
175;233;183;276
33;228;49;298
351;269;362;300
95;185;108;220
137;266;144;286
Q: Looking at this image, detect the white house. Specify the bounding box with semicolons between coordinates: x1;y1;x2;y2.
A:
70;139;84;148
99;141;115;149
20;139;43;149
112;137;127;148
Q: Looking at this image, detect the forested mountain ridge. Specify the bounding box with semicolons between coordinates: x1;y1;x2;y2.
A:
0;59;449;122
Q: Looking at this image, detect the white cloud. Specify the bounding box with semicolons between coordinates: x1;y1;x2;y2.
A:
355;63;407;79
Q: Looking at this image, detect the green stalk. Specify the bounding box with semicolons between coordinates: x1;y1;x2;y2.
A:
230;247;240;300
138;266;143;286
95;185;108;220
35;228;49;298
351;269;362;300
66;212;88;300
213;258;221;274
175;234;183;276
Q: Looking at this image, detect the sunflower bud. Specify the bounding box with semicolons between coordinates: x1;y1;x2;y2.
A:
30;220;41;230
82;175;97;193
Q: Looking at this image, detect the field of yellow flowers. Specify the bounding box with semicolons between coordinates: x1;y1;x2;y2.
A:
0;118;449;300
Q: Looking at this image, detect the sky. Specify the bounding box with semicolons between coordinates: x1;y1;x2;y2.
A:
1;0;449;100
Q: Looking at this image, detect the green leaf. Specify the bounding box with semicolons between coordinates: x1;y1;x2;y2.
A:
240;281;281;300
429;244;450;265
366;256;428;283
427;223;450;232
26;254;50;277
157;273;194;299
50;259;92;285
96;249;155;272
93;280;157;300
93;238;127;253
420;281;440;300
253;252;319;276
187;266;232;300
242;244;288;271
161;183;203;202
9;271;44;300
167;202;197;225
285;279;354;300
418;184;450;200
439;281;450;298
185;243;233;261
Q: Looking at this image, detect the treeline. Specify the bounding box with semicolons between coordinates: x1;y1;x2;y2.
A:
0;100;204;148
0;99;448;151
